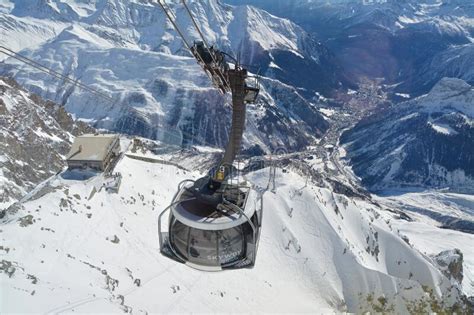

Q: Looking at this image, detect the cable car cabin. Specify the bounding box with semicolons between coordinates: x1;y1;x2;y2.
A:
158;179;262;271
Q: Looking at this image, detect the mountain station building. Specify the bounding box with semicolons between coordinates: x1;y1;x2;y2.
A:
66;134;120;171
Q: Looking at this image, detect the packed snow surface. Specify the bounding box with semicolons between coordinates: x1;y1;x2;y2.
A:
0;145;467;313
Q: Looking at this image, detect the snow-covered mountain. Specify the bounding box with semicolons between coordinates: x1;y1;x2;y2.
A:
341;78;474;192
0;77;93;208
1;143;472;313
228;0;474;36
0;0;341;152
228;0;474;95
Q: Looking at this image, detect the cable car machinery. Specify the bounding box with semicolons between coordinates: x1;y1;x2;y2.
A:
156;0;263;271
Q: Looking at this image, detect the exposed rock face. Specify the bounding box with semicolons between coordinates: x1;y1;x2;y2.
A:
341;78;474;192
0;77;93;207
433;249;464;284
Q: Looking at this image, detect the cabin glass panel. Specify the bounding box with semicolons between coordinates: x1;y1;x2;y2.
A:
170;219;189;259
188;229;219;266
169;214;255;267
217;227;245;264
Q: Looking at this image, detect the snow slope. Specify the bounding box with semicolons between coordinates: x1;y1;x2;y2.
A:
373;189;474;296
392;215;474;297
0;145;470;313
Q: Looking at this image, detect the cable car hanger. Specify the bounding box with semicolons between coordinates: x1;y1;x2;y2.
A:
157;0;261;97
156;0;263;271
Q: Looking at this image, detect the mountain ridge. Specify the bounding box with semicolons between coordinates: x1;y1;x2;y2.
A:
0;0;342;152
